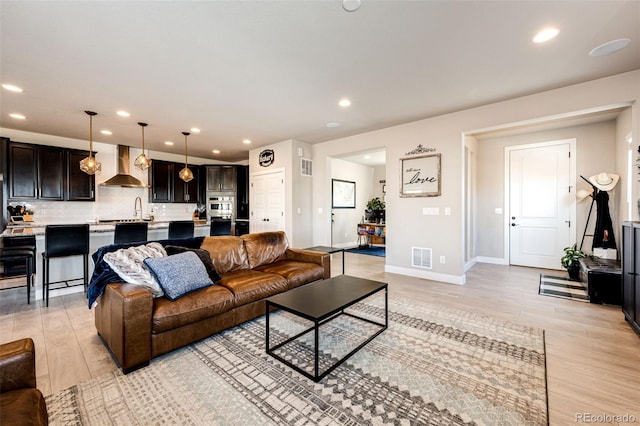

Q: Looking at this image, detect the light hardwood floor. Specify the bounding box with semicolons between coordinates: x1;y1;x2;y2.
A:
1;253;639;425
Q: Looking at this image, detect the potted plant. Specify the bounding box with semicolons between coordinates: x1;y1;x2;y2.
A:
366;197;386;223
561;244;585;280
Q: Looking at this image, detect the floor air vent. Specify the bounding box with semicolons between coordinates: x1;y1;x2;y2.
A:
412;247;432;269
301;158;312;176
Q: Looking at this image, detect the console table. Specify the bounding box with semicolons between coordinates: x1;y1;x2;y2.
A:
357;223;385;248
578;257;621;305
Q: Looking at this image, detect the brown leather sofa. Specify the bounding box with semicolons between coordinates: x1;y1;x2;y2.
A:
95;231;330;373
0;338;48;425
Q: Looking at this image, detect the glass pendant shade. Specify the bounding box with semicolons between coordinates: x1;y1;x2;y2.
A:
80;110;102;175
134;122;151;171
179;131;194;182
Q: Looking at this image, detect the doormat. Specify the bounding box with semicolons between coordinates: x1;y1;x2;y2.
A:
345;246;385;257
539;274;589;302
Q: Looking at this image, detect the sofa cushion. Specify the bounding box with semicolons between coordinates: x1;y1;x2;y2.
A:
241;231;288;269
217;269;288;306
253;260;325;289
165;245;221;283
200;236;249;274
103;242;167;297
0;389;48;426
152;285;236;334
144;252;214;301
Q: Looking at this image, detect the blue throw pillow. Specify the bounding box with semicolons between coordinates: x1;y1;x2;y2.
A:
143;251;213;301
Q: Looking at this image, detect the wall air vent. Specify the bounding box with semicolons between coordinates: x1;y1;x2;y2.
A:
301;158;313;176
412;247;432;269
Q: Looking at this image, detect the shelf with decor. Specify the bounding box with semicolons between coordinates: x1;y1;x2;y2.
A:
357;223;385;247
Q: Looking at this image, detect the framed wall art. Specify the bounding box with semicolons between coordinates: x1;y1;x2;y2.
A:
400;153;441;197
332;179;356;208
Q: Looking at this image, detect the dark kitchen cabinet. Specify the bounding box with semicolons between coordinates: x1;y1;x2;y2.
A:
150;160;172;203
150;160;199;203
8;142;94;202
9;143;63;200
622;222;640;336
206;166;236;192
67;150;96;201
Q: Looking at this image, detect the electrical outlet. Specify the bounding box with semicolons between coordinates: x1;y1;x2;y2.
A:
439;256;446;264
444;207;451;216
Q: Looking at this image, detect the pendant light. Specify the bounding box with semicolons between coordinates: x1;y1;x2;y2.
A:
79;110;102;175
134;122;151;171
178;131;194;182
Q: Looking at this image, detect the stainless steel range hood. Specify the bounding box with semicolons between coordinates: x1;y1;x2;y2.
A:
100;145;148;188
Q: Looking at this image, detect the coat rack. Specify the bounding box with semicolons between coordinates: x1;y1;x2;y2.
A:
579;175;598;251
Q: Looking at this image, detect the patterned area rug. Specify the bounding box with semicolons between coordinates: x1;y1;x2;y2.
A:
46;296;547;425
539;274;589;302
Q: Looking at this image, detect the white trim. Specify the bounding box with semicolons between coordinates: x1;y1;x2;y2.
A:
385;265;465;285
476;256;508;265
504;138;577;267
464;257;478;272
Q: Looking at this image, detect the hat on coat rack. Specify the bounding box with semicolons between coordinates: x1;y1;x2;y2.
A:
576;188;594;202
588;172;620;192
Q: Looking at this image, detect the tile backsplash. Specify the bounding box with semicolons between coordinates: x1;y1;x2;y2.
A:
8;187;196;225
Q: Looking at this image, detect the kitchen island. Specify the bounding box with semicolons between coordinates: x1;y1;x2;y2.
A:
1;221;210;303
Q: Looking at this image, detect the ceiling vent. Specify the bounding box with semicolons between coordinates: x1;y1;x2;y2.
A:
301;158;312;176
412;247;432;269
100;145;148;188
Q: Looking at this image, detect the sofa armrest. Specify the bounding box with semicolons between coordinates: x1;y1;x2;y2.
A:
95;283;153;373
0;338;36;392
285;249;331;279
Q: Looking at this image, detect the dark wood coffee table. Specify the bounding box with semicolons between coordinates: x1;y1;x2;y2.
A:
265;275;387;382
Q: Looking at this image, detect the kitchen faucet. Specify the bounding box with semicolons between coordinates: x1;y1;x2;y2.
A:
134;196;142;219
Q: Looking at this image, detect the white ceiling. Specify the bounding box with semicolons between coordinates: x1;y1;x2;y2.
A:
1;1;639;163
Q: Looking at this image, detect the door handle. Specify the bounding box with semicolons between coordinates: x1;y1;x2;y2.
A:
511;223;518;227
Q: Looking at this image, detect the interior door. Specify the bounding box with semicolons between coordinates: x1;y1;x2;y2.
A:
509;141;574;269
251;171;284;233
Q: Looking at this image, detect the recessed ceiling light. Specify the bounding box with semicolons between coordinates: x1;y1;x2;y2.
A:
364;155;371;159
533;27;559;43
190;127;200;133
100;130;112;135
164;141;174;146
589;38;631;57
243;139;251;144
116;110;130;117
326;122;340;128
212;149;220;154
338;98;351;108
2;83;23;93
9;113;26;120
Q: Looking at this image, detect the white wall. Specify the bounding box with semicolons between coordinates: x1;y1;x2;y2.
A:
330;158;374;247
312;70;640;284
475;120;620;259
248;138;315;248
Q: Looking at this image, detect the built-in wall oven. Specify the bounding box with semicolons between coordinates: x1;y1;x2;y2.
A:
208;194;235;235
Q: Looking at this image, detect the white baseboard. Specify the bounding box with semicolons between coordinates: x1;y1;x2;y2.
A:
476;256;508;265
384;265;465;285
464;257;478;272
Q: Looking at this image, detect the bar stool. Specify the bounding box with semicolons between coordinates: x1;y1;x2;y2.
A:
210;218;232;236
114;222;148;244
168;220;195;239
42;224;90;307
0;247;35;304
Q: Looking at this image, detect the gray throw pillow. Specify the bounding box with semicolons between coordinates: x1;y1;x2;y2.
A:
164;245;221;283
143;251;213;301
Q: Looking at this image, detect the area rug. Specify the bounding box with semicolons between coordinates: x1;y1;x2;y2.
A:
45;296;547;425
345;246;386;257
539;274;589;302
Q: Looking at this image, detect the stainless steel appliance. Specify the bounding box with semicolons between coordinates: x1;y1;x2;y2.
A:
207;194;235;235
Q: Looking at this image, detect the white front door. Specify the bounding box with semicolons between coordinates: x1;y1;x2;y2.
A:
508;140;575;269
251;171;285;233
